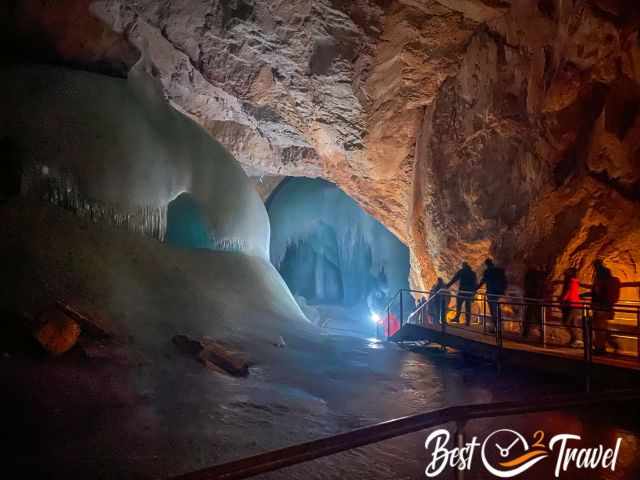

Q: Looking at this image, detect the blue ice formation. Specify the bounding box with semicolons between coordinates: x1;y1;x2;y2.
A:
267;178;411;312
0;55;269;259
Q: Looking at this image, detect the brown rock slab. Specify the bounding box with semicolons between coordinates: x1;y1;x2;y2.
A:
172;334;203;356
172;335;250;377
55;300;113;339
198;345;249;377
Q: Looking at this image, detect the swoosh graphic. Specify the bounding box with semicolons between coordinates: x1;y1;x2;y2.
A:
499;450;548;468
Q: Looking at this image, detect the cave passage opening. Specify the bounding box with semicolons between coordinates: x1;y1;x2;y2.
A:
267;177;412;333
165;192;211;249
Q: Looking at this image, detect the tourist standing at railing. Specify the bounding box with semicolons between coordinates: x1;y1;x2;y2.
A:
427;277;445;324
523;266;546;339
478;258;507;334
416;296;427;324
446;263;477;325
560;268;583;347
584;260;620;354
384;311;401;338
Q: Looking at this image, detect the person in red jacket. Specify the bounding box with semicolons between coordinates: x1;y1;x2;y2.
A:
560;268;582;346
384;312;401;338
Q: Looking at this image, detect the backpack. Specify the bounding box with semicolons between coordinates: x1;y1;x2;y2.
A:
605;276;621;305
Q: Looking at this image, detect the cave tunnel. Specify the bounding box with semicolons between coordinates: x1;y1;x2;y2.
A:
267;177;412;333
165;192;211;250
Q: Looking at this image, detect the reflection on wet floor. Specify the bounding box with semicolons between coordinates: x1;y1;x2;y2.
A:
5;327;639;479
256;338;640;480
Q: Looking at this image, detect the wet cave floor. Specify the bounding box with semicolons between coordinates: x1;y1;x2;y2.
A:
4;334;640;480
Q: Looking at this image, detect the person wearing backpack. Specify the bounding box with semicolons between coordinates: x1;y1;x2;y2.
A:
427;277;446;324
446;262;478;325
478;258;507;334
586;259;619;354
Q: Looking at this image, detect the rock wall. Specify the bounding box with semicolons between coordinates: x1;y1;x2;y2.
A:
411;0;640;296
4;0;640;298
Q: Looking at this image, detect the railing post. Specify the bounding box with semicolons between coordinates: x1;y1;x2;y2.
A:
440;292;447;352
483;295;487;334
495;301;503;370
637;307;639;359
399;289;404;328
440;293;447;334
583;311;593;365
582;308;588;363
386;303;390;341
583;307;592;393
496;302;503;348
455;420;467;480
541;303;546;346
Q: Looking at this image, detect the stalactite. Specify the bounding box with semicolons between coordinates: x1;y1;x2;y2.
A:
210;238;248;253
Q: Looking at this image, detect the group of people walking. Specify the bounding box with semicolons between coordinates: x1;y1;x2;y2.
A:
416;258;622;355
422;258;507;334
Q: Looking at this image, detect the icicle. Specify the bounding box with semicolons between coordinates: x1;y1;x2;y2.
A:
210;237;248;253
21;161;168;242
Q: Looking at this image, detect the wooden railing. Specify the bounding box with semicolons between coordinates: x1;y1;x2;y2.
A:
169;389;640;480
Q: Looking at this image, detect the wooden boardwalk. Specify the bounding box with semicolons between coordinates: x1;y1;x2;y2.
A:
391;319;640;374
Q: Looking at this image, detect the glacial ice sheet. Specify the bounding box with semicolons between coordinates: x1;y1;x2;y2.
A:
267;178;411;311
0;61;270;258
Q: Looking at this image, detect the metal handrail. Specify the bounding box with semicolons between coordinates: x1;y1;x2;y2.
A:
401;289;640;364
428;289;640;312
408;288;640;321
169;389;640;480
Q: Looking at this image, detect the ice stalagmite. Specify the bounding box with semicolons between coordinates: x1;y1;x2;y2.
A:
0;54;270;259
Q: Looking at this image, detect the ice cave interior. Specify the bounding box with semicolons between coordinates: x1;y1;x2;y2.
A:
3;1;640;478
267;177;411;333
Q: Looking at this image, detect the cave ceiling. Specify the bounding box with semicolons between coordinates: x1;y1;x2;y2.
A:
4;0;640;294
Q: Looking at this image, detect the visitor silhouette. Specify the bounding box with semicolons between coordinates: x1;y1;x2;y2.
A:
446;263;477;325
427;277;446;324
523;266;546;340
583;259;620;354
478;258;507;334
559;267;582;346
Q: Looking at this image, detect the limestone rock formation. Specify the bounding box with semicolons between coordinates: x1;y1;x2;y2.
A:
3;0;640;298
173;334;250;377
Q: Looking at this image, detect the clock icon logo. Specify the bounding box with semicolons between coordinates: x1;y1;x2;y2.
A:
481;429;549;478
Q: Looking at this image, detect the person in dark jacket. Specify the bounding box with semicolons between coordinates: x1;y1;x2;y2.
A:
522;266;546;339
478;258;507;333
585;260;619;354
446;262;477;325
427;277;446;324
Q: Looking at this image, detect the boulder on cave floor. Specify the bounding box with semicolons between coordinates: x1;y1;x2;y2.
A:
34;307;81;355
172;334;250;377
32;301;116;356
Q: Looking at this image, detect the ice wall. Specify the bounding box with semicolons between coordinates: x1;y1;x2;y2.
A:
0;61;270;258
268;178;411;310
